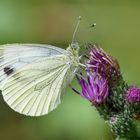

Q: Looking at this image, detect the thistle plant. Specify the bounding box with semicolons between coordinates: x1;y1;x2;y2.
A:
77;43;140;140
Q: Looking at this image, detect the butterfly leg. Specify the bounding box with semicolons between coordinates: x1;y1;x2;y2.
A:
69;71;85;95
79;55;83;60
79;52;89;59
69;84;80;95
79;63;86;68
75;72;86;80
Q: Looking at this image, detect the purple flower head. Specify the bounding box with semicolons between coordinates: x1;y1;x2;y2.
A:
126;86;140;103
86;44;120;80
78;72;109;105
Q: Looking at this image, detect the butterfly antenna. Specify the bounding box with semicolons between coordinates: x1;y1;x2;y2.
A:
72;16;82;43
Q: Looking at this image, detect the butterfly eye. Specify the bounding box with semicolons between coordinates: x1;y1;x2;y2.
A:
70;42;79;50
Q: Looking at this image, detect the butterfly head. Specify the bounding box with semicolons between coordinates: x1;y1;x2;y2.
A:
70;42;79;52
67;42;79;56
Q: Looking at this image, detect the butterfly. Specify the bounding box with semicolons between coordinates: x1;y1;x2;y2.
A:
0;16;84;116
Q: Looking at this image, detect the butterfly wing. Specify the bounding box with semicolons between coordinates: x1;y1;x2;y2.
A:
0;43;66;85
0;44;77;116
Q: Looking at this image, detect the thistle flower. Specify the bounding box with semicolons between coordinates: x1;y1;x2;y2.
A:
86;44;121;81
78;72;108;105
126;86;140;103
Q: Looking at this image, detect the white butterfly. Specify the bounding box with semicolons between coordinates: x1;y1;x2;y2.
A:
0;16;84;116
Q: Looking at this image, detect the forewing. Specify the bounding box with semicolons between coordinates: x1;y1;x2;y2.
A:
0;43;67;87
1;55;71;116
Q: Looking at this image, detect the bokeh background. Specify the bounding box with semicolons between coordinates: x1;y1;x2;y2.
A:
0;0;140;140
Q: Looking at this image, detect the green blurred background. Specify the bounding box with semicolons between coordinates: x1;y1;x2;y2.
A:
0;0;140;140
